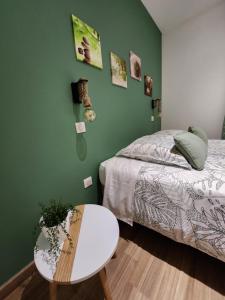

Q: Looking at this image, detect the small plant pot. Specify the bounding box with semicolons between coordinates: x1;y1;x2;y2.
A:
40;210;72;245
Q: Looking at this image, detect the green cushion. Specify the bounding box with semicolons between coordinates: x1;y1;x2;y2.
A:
188;126;208;144
174;132;208;170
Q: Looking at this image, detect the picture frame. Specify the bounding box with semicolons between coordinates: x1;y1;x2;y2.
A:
144;75;153;96
130;51;141;81
72;15;103;69
110;52;127;88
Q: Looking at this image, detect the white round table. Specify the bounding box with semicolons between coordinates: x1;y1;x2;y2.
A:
34;204;119;300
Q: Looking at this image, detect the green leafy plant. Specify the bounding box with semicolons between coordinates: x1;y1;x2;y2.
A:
34;199;79;261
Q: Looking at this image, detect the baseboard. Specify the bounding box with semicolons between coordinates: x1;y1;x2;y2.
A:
0;261;35;299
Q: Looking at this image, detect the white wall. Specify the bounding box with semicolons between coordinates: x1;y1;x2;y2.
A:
162;1;225;138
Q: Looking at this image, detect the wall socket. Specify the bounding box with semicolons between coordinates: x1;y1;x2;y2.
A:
83;176;93;188
151;115;155;122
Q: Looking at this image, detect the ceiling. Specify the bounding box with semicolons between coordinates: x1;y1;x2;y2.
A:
141;0;224;33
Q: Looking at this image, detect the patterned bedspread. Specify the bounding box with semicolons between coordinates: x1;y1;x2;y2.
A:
103;140;225;262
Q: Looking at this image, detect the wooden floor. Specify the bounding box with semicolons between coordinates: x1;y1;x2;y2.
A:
4;222;225;300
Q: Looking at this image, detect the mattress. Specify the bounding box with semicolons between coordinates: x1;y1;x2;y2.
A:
101;139;225;262
99;157;143;185
99;158;113;186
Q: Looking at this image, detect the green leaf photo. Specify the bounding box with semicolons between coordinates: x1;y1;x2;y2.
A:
72;15;103;69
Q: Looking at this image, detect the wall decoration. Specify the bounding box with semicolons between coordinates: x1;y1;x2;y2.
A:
144;75;153;96
110;52;127;88
71;78;96;122
222;116;225;139
152;98;161;116
130;51;141;81
72;15;103;69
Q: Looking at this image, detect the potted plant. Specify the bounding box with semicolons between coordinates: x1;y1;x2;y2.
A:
34;199;79;260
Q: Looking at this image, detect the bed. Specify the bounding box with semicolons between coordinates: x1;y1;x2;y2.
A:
100;130;225;263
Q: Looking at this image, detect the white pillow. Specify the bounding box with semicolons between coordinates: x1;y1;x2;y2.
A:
117;130;191;169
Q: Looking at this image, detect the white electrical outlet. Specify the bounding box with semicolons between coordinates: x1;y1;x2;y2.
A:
151;115;155;122
75;122;86;133
83;176;93;188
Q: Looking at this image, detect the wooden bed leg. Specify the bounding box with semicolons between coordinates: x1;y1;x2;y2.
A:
99;267;112;300
49;282;57;300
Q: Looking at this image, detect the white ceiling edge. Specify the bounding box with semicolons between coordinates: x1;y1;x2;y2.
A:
141;0;224;34
141;0;163;32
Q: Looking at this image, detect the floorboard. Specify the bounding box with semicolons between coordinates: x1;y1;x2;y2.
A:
4;222;225;300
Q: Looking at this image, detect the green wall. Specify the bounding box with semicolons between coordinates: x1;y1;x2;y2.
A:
0;0;161;284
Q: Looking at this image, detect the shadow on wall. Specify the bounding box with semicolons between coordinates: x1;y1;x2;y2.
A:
76;135;87;161
73;97;87;161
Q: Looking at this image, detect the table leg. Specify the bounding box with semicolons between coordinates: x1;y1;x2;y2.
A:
99;267;112;300
49;282;57;300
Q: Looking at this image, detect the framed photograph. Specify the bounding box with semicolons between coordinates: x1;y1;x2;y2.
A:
72;15;103;69
144;75;153;96
110;52;127;88
130;51;141;81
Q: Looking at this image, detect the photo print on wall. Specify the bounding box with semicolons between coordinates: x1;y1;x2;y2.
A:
72;15;103;69
110;52;127;88
130;51;141;81
144;75;153;96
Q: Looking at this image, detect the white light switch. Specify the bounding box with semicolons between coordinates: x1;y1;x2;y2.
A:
151;115;155;122
75;122;86;133
83;176;93;188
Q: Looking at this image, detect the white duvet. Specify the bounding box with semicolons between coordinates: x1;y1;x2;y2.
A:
102;140;225;262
